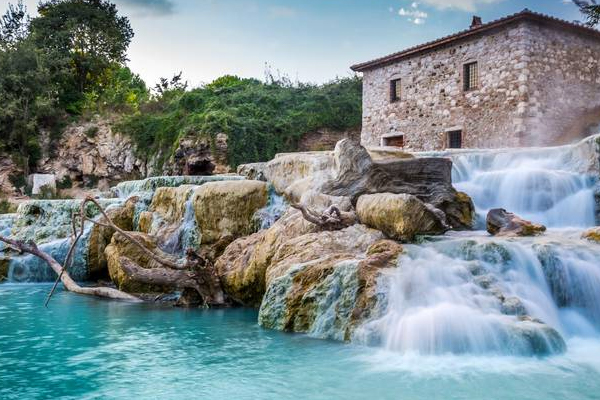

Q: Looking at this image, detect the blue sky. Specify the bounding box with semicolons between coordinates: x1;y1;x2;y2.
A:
6;0;587;86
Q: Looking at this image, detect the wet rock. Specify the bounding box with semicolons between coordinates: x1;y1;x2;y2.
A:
87;197;137;279
511;317;566;355
192;180;268;244
258;233;398;341
582;227;600;243
216;209;318;307
0;257;9;282
486;208;546;237
356;193;448;241
105;231;180;293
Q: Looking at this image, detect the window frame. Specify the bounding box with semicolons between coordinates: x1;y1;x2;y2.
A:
447;130;463;149
390;78;402;103
463;61;479;92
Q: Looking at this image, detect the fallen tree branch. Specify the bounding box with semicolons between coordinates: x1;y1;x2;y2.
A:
0;235;140;302
291;203;357;231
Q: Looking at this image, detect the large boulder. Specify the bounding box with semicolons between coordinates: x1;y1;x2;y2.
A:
87;197;137;278
238;152;334;194
356;193;448;241
258;238;401;341
486;208;546;237
319;139;474;230
192;180;268;244
216;209;317;306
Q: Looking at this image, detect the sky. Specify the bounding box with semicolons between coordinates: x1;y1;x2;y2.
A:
2;0;588;87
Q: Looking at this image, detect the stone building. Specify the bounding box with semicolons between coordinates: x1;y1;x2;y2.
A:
351;9;600;150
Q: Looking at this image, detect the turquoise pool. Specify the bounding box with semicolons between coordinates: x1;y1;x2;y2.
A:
1;284;599;400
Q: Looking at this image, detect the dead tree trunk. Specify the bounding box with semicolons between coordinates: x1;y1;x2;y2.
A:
0;235;140;302
290;203;357;231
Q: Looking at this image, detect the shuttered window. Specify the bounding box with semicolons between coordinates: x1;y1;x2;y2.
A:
463;62;478;91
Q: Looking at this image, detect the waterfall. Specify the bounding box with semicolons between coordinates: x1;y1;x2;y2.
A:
254;186;288;230
161;197;200;255
447;138;599;228
358;234;600;356
360;135;600;356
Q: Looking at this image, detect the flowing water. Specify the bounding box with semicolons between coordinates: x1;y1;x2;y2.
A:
2;138;600;398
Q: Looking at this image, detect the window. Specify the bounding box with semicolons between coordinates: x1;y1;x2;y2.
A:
447;130;462;149
384;135;404;148
463;62;478;91
390;78;401;102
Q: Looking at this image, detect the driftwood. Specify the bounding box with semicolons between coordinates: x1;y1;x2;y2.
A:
0;235;140;302
0;195;226;307
291;203;357;231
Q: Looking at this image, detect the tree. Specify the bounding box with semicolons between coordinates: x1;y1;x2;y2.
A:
0;39;56;176
154;72;188;96
30;0;134;110
574;0;600;26
0;0;29;50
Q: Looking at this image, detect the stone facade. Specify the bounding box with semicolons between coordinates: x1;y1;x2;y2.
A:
353;11;600;150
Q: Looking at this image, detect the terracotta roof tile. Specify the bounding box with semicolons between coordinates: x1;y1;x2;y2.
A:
351;9;600;72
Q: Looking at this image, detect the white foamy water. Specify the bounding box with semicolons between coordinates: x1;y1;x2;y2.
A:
448;138;599;228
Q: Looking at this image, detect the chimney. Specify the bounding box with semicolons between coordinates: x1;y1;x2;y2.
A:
470;16;483;29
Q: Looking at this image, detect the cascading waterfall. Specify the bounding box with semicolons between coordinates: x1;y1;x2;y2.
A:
449;139;599;228
365;135;600;356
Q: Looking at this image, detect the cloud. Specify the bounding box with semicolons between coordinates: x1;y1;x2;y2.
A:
269;6;298;18
397;2;428;24
115;0;175;17
418;0;505;12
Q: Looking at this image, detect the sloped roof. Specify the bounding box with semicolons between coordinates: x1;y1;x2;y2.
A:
351;9;600;72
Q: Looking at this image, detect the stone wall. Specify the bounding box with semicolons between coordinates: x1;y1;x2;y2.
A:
360;20;600;150
298;128;360;152
524;23;600;145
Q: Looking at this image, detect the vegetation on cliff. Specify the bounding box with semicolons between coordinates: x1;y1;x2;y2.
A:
118;74;362;168
0;0;362;184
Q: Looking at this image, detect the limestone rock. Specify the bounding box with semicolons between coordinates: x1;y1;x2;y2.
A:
582;227;600;243
105;231;180;293
320;139;474;230
356;193;448;241
192;180;268;244
87;197;137;279
239;152;334;194
486;208;546;237
215;209;317;306
29;174;56;197
258;232;398;341
162;133;230;176
37;118;145;191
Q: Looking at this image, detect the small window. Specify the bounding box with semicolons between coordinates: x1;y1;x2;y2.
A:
463;62;478;91
390;78;401;102
384;135;404;148
447;130;462;149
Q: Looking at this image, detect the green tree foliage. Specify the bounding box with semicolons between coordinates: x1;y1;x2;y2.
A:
0;3;57;175
31;0;134;112
119;75;363;168
574;0;600;26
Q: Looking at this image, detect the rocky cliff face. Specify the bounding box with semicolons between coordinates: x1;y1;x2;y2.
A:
37;118;146;194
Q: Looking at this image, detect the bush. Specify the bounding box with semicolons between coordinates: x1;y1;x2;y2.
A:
118;75;362;169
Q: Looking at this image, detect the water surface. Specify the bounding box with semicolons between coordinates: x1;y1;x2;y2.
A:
1;284;599;400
